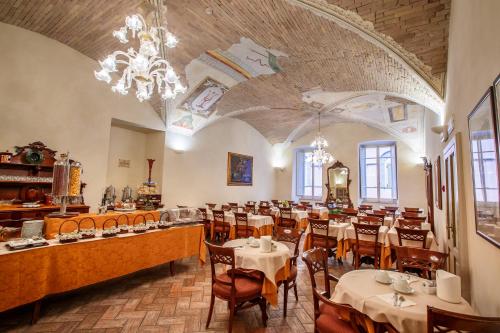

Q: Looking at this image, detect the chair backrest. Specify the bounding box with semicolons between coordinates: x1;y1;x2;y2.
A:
205;241;236;297
358;215;383;225
396;227;429;248
228;202;238;207
247;201;256;205
244;204;256;214
353;222;381;245
260;200;269;206
309;218;331;240
234;212;250;238
302;248;331;296
358;204;372;213
427;306;500;333
271;199;279;205
206;203;216;209
295;204;307;211
300;201;310;206
258;206;271;216
328;213;347;223
212;210;225;223
402;211;427;221
399;219;422;229
280;207;292;219
342;208;358;216
404;207;422;213
221;204;232;211
383;206;398;212
274;226;303;258
369;210;387;218
394;246;447;279
198;208;208;220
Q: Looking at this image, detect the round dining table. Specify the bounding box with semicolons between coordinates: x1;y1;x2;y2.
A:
330;269;474;333
223;238;291;306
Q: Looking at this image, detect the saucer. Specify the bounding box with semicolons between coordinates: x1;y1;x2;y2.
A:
375;276;393;285
249;242;260;248
392;285;415;294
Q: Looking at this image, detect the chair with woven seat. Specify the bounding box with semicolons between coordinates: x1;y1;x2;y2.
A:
399;219;423;229
234;212;253;239
302;248;364;333
427;306;500;333
278;207;297;228
198;208;211;239
396;227;429;248
358;215;384;225
352;222;382;269
211;210;230;242
274;227;303;317
205;242;268;333
309;218;339;261
394;246;447;279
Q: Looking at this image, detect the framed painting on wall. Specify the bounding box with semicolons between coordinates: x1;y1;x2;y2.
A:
179;77;228;118
467;87;500;248
227;152;253;186
434;155;442;210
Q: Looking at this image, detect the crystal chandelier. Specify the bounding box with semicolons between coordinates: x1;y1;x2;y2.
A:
94;11;186;102
306;112;334;166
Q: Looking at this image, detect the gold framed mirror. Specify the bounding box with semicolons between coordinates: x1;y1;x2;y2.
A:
326;161;352;206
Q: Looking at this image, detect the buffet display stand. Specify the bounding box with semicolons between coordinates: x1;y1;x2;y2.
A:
0;224;206;322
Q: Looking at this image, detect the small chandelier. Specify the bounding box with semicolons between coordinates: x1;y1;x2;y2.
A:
94;11;186;102
306;112;334;166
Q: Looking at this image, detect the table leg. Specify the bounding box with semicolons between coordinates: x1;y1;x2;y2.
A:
169;261;175;276
31;300;41;324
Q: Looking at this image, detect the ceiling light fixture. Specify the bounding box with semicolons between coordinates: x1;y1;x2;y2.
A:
94;9;186;102
306;112;334;166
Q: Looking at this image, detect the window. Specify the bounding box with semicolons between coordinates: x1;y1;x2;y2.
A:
296;149;322;199
359;142;397;202
471;133;499;203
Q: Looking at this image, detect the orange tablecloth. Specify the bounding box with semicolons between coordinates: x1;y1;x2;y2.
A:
342;239;392;269
44;210;161;239
0;225;206;313
262;263;289;306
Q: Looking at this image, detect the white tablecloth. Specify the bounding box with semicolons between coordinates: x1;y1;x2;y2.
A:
223;238;290;286
331;270;474;333
344;225;390;244
304;222;350;241
351;216;393;227
270;207;308;223
206;212;274;229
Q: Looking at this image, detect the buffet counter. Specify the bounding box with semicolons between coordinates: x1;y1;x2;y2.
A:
0;224;206;313
43;210;160;239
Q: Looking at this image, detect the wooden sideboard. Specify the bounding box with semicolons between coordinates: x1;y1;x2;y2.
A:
0;204;90;227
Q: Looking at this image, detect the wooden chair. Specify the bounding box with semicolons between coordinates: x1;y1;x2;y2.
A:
258;206;271;215
278;207;297;229
274;227;303;317
368;210;386;219
300;201;310;206
221;204;232;212
246;201;256;205
427;306;500;333
358;215;383;225
308;212;320;219
211;210;230;242
401;211;427;221
328;213;347;223
198;208;211;239
394;246;447;279
352;223;381;269
302;248;364;333
382;208;397;220
206;203;216;210
396;227;429;248
234;212;253;239
259;200;269;207
399;219;423;229
271;199;279;206
205;242;268;333
358;204;372;214
309;218;339;261
404;207;423;213
342;208;358;216
244;204;256;214
295;204;307;211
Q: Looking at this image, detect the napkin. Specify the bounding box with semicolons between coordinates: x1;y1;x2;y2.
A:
436;270;461;303
376;293;416;308
260;236;272;253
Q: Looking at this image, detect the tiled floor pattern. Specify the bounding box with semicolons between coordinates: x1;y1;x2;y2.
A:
1;245;355;333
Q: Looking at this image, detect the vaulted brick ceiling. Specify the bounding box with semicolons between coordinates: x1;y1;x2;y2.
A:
0;0;450;143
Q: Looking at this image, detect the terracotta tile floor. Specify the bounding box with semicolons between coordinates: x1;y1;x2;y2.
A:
1;244;355;333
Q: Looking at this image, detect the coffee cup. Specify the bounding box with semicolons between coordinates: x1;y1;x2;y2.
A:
247;236;255;244
393;278;410;293
375;270;391;283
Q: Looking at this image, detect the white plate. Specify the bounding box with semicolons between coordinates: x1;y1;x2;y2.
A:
249;242;260;248
375;277;393;285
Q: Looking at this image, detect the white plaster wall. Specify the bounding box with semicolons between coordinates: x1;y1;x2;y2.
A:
162;117;275;207
425;0;500;315
274;122;427;210
0;23;165;211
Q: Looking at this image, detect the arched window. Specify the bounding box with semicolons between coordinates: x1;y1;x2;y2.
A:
359;141;398;202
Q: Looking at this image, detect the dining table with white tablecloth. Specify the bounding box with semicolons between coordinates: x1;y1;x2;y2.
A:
223;238;290;306
330;270;474;333
302;222;350;258
270;207;309;229
206;211;274;239
350;215;393;227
